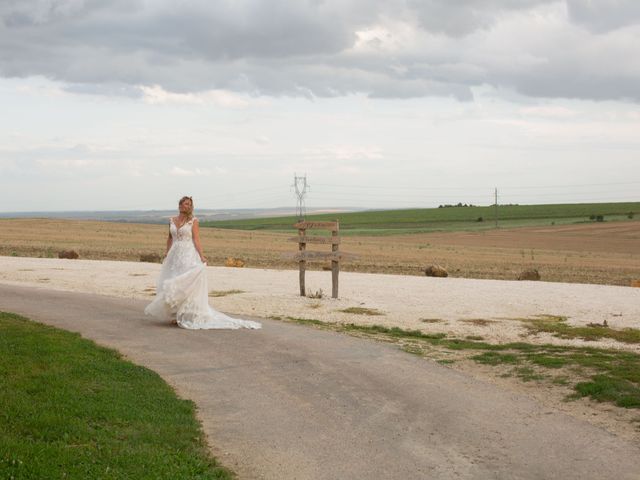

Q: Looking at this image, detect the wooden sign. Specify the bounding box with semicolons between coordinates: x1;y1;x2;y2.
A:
289;252;357;261
282;251;357;260
287;236;341;245
293;219;345;299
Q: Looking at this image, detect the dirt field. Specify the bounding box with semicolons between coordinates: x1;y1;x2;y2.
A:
1;218;639;286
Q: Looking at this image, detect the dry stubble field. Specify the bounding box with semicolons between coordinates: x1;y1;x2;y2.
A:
1;218;639;286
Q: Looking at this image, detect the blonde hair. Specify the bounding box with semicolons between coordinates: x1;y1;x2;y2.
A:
179;196;194;221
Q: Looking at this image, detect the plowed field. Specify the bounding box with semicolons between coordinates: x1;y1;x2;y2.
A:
1;218;638;286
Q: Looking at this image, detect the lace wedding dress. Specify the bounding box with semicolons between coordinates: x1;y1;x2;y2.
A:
144;216;261;330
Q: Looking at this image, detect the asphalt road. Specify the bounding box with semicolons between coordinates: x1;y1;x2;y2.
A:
1;283;639;480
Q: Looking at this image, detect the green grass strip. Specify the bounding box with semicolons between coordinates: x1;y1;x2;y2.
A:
201;202;640;235
471;352;520;365
338;307;385;316
520;315;640;344
0;312;233;480
571;375;640;408
278;316;640;409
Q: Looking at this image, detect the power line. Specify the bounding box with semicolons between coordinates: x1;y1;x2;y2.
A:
314;180;640;191
498;180;640;190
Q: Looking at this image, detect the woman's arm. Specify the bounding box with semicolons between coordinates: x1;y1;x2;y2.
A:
165;229;173;256
191;219;207;264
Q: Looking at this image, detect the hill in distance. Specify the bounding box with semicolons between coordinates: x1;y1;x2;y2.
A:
0;206;367;224
1;202;637;236
200;202;640;236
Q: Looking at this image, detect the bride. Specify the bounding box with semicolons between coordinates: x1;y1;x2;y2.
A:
144;196;261;330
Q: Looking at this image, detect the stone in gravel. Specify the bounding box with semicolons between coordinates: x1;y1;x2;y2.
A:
140;253;162;263
425;265;448;277
225;257;246;268
518;269;541;281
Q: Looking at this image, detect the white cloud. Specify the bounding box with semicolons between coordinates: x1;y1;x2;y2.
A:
140;85;251;108
36;159;98;168
335;165;361;174
519;105;576;118
300;145;384;161
169;166;210;176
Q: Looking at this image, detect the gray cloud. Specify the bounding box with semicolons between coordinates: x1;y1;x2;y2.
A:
407;0;556;36
566;0;640;32
1;0;639;101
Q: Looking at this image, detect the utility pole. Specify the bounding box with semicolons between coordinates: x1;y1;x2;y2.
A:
494;187;498;228
292;173;310;221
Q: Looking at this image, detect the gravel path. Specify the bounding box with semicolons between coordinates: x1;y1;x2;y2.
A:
1;256;639;351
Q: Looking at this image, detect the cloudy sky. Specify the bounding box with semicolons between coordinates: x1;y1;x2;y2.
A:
1;0;639;212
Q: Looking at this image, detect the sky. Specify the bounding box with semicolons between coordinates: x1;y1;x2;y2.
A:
1;0;639;212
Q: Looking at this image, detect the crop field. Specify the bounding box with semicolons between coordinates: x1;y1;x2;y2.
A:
1;210;639;286
200;202;640;235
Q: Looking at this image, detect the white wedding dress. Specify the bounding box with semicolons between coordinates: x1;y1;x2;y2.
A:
144;216;261;330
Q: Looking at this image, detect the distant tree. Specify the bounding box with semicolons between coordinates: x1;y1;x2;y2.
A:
439;203;477;208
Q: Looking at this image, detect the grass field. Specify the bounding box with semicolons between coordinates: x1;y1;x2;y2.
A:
201;202;640;235
0;311;233;479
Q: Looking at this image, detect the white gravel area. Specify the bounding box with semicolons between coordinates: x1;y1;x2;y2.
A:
1;256;639;351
